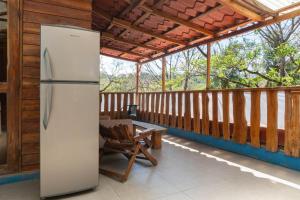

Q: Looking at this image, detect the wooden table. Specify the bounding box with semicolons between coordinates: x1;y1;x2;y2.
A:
132;120;166;149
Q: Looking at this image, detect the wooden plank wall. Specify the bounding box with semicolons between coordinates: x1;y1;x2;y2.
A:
0;32;7;134
0;31;7;82
21;0;92;171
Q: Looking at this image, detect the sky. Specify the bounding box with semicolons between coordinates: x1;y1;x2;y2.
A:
100;55;136;75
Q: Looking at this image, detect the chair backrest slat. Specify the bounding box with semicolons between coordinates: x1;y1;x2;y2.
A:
100;124;134;142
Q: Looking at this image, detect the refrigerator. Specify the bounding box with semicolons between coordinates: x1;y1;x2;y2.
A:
40;25;100;198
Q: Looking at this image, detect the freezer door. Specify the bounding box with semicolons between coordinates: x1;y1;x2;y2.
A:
40;83;99;198
41;25;100;82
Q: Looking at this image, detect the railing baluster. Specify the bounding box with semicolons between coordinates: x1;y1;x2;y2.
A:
177;92;183;129
171;92;176;127
165;92;170;126
110;93;115;119
116;93;121;119
145;93;150;122
193;92;200;133
266;90;278;152
155;93;160;124
160;92;165;125
104;93;108;116
232;91;247;144
222;91;230;140
284;91;300;157
202;92;209;135
150;93;155;123
129;93;134;106
123;93;128;118
212;92;220;137
140;93;145;121
250;90;261;148
184;92;191;131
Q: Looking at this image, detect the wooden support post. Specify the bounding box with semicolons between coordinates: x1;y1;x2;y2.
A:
162;57;166;92
136;63;141;104
206;43;211;89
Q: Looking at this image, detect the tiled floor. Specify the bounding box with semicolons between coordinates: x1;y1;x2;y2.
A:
1;135;300;200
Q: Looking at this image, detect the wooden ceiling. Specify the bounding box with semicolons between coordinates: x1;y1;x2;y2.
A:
92;0;300;63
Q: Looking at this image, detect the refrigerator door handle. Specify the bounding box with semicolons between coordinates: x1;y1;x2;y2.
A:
43;84;53;130
43;48;53;80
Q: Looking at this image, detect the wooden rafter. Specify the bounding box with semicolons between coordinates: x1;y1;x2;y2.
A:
102;32;162;52
94;9;186;46
120;0;147;17
140;5;223;58
219;0;263;21
102;46;150;59
111;17;187;45
118;0;168;54
192;4;224;22
140;5;215;36
101;52;140;63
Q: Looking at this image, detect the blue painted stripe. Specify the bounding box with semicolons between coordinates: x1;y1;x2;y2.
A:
0;171;39;186
167;127;300;171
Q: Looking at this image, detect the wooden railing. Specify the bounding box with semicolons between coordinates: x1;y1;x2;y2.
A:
100;87;300;158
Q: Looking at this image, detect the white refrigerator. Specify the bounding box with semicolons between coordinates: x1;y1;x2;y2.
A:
40;25;100;198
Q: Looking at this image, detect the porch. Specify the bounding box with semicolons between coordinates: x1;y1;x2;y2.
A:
1;135;300;200
0;0;300;199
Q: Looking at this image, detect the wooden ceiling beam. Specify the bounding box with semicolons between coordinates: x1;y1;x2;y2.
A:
140;5;215;36
101;52;140;63
101;46;150;59
218;0;264;21
119;0;147;17
102;32;162;52
112;17;187;45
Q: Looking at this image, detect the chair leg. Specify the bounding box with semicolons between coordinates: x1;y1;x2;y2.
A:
139;145;157;166
100;168;126;182
100;145;140;182
122;144;140;182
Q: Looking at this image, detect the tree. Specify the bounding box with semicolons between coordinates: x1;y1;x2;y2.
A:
210;17;300;88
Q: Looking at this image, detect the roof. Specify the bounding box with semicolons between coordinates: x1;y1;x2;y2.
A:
92;0;300;63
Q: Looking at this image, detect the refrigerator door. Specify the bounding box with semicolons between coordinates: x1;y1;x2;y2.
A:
40;83;99;198
41;25;100;82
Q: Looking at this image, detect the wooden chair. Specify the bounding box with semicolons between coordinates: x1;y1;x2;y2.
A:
99;124;158;182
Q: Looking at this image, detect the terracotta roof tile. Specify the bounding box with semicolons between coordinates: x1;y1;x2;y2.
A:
93;0;273;62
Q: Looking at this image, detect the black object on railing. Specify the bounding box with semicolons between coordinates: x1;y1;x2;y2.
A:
127;104;138;117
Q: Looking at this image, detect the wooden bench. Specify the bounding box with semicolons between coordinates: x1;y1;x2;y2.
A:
132;120;166;149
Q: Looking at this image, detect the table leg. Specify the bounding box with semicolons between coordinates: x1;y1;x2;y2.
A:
151;131;162;149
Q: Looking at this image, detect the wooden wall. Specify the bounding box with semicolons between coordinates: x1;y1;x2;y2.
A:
0;31;7;131
0;31;7;82
21;0;92;171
